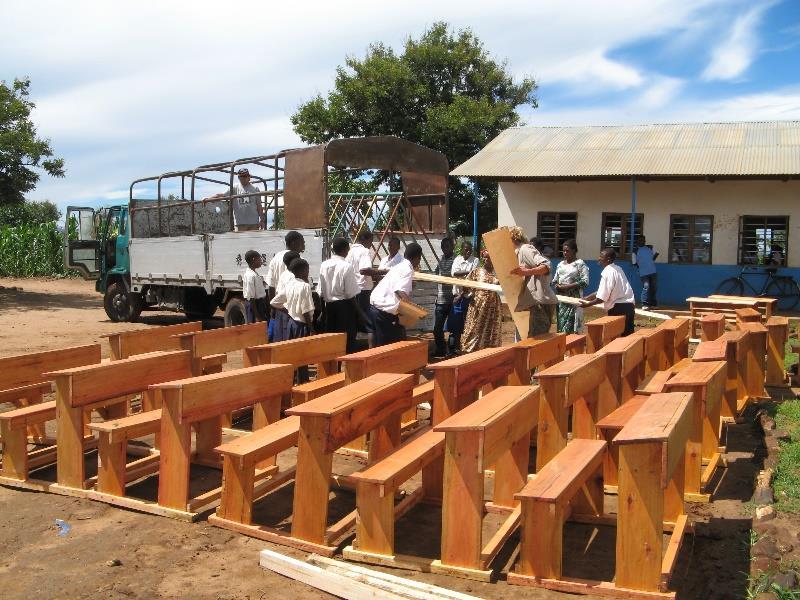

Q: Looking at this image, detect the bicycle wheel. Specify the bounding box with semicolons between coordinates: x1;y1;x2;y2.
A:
715;277;744;296
766;277;800;311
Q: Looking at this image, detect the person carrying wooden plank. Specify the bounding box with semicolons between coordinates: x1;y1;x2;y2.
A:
318;237;362;353
508;227;558;338
369;243;422;346
580;247;636;336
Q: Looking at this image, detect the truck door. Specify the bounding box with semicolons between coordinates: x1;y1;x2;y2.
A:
65;206;100;279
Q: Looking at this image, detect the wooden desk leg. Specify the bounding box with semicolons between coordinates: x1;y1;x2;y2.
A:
746;333;767;399
703;396;721;462
511;349;530;386
423;371;460;502
355;481;394;556
291;417;334;545
572;388;599;441
587;326;602;354
22;389;46;442
622;368;639;404
571;464;603;517
369;412;401;463
56;383;87;489
97;433;127;496
617;443;664;592
157;396;192;511
217;455;255;525
722;363;738;420
766;322;788;386
194;416;223;465
598;358;619;420
0;420;28;480
684;395;703;496
518;499;564;578
664;453;685;525
601;429;619;488
537;378;569;470
253;398;282;469
441;432;484;570
493;431;530;508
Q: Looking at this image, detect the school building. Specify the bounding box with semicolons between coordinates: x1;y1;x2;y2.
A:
452;121;800;306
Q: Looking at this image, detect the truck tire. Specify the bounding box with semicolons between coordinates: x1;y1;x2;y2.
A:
223;298;247;327
104;282;142;322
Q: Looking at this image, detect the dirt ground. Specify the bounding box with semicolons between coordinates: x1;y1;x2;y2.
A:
0;277;771;599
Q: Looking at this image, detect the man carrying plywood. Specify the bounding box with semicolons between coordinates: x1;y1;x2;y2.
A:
508;228;559;337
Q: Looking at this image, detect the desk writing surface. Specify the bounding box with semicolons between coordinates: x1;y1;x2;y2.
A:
285;373;413;417
614;392;692;445
536;353;602;378
434;386;538;432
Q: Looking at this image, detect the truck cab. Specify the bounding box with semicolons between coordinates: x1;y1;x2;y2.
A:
65;205;140;321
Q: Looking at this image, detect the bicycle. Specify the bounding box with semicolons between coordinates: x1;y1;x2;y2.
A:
715;266;800;311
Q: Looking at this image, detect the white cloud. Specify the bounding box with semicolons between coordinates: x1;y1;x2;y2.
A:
636;77;686;109
701;1;775;81
537;50;644;92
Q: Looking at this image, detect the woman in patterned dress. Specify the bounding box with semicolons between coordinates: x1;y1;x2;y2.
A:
552;238;589;333
461;250;503;353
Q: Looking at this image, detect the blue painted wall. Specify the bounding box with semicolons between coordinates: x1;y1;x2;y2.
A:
549;258;800;307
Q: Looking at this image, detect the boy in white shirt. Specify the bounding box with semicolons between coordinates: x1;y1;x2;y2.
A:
269;250;300;343
242;250;268;323
270;258;315;382
266;230;305;300
378;237;404;270
370;243;422;347
319;237;362;353
347;230;383;348
580;247;636;335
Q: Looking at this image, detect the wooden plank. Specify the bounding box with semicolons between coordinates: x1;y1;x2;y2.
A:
616;442;665;592
536;377;570;470
766;316;789;386
350;429;445;490
108;321;201;360
0;343;101;390
434;386;537;432
291;416;335;544
516;439;606;503
176;322;267;359
216;416;301;463
155;364;295;424
46;351;192;408
481;227;530;336
538;353;607;407
661;515;689;591
341;340;428;380
244;333;346;369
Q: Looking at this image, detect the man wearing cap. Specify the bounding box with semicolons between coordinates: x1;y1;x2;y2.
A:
208;168;264;231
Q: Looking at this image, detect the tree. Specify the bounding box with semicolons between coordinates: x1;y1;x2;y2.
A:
0;200;60;227
0;78;65;205
291;22;537;231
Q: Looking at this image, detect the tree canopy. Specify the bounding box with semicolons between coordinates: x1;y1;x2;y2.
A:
0;78;65;205
291;22;536;230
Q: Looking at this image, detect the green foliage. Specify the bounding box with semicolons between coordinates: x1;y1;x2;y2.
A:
0;78;65;204
291;22;536;231
0;222;66;276
0;200;60;227
774;400;800;513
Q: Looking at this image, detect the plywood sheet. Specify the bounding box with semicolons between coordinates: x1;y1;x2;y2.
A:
482;227;531;337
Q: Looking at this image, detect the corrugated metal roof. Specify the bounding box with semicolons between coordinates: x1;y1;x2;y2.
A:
450;121;800;178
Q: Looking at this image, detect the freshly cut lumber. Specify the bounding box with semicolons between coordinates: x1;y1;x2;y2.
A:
260;549;480;600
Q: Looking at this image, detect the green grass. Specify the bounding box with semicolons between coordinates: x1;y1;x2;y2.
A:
774;400;800;513
785;338;798;373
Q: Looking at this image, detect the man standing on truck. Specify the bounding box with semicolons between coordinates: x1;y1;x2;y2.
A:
207;167;264;231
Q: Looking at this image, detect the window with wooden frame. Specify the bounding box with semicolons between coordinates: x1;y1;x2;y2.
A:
669;215;713;264
738;216;789;266
537;212;577;254
601;213;643;260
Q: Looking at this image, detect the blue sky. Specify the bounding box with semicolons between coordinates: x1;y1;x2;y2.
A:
1;0;799;217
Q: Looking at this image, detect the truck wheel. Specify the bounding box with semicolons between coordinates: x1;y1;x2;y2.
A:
223;298;247;327
104;282;142;322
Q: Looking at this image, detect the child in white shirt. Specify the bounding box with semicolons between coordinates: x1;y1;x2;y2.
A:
271;258;315;382
242;250;268;323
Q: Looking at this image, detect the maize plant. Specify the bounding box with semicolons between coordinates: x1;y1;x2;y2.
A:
0;222;67;277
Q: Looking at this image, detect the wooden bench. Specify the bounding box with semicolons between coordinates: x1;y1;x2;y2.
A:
636;358;692;395
42;351;193;495
510;333;566;385
737;321;769;401
338;340;431;452
510;440;606;586
664;361;727;501
766;316;790;386
736;307;762;324
209;373;416;555
596;335;645;415
630;327;668;376
510;392;693;598
422;345;517;498
689;295;776;338
693;332;749;419
585;315;625;353
104;321;202;360
709;294;776;321
0;344;101;442
535;353;608;469
345;385;538;580
244;333;347;405
699;313;726;342
565;333;587;356
175;322;266;376
596;394;648;489
656;318;690;365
